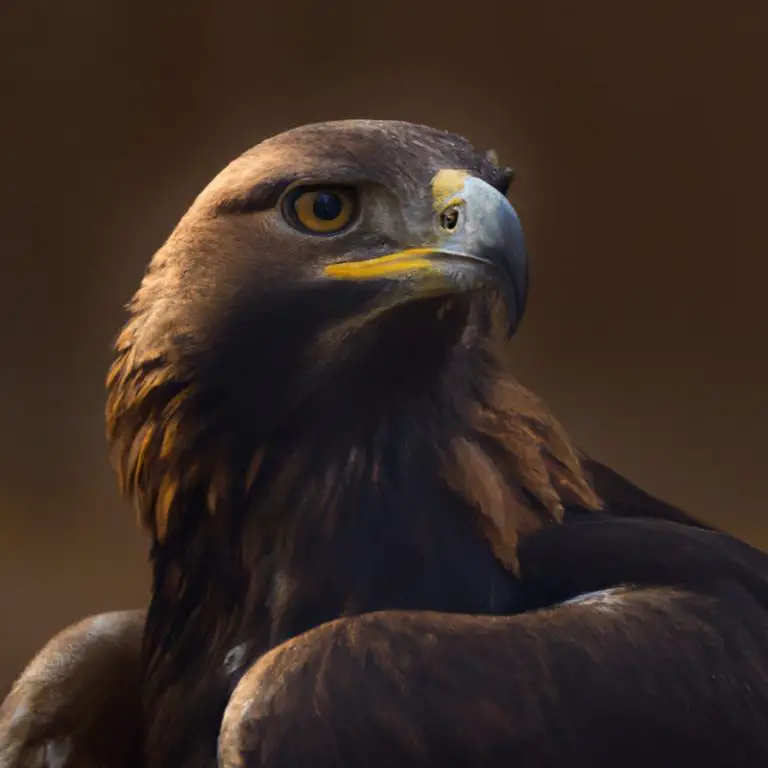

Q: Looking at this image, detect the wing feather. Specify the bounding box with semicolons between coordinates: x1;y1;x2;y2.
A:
219;519;768;767
0;610;145;768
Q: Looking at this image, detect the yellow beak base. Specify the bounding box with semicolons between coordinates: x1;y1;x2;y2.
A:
323;249;440;280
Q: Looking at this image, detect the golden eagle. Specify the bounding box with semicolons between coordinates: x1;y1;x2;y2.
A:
2;120;767;768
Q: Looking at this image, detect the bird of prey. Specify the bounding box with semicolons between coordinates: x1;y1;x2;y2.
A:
2;120;767;768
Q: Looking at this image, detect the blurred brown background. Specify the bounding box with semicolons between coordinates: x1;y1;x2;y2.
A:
1;1;766;692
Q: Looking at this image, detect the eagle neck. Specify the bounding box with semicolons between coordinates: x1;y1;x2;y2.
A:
120;337;599;768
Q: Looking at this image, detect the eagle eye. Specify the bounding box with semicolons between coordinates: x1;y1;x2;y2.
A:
283;186;357;235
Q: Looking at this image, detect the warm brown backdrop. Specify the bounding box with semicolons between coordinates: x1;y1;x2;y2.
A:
1;1;766;693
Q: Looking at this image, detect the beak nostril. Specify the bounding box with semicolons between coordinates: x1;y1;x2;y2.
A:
440;206;461;232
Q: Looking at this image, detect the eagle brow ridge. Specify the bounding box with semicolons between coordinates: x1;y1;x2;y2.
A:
214;163;372;218
214;174;299;216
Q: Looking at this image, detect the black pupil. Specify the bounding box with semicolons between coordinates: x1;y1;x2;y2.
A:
313;192;343;221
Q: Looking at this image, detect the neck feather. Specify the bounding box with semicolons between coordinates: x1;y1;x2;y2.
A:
106;318;600;768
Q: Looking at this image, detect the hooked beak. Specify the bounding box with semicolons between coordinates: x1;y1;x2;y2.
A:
323;169;529;337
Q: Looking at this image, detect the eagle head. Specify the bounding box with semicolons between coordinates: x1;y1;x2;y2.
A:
106;119;595;577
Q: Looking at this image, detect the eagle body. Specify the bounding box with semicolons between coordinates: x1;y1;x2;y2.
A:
3;120;767;767
105;121;601;766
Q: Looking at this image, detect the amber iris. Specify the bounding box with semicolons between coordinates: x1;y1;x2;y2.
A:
287;187;356;234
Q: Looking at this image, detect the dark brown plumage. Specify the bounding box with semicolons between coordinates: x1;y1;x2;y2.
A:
0;611;144;768
2;120;765;768
220;520;768;767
